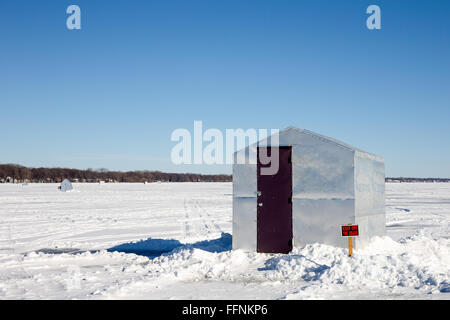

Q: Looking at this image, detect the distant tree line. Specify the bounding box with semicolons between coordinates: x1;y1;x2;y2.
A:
1;164;448;184
0;164;232;183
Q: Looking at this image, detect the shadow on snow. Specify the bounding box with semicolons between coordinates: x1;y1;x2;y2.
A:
107;232;232;258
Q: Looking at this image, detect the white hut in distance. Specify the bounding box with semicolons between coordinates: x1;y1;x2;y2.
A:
232;127;385;253
59;179;73;192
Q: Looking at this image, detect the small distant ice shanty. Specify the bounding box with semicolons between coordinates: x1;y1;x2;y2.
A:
232;127;385;253
59;179;73;192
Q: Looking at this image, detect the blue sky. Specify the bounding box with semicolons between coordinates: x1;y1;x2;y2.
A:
1;0;449;177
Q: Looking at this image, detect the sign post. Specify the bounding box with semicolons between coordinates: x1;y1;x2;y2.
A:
348;237;353;257
341;224;359;257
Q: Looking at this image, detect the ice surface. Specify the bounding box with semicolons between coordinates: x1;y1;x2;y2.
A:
0;182;449;299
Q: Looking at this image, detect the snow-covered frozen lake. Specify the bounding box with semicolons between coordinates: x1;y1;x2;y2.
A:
0;182;449;299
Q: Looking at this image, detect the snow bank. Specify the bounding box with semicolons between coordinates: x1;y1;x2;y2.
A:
268;235;449;293
4;233;449;299
107;234;449;297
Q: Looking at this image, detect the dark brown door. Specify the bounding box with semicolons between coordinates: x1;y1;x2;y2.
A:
257;146;293;253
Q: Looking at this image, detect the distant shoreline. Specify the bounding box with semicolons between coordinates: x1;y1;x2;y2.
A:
0;164;448;184
0;164;232;183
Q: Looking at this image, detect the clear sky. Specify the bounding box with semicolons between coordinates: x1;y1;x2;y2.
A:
1;0;449;177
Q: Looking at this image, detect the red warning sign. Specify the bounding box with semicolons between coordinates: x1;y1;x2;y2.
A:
341;225;359;237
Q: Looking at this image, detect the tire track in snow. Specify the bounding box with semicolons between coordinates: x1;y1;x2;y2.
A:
183;198;191;239
182;199;219;240
181;197;223;241
191;199;210;238
193;199;222;234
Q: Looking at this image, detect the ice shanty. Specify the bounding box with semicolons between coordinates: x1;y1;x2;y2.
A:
59;179;73;192
232;127;385;253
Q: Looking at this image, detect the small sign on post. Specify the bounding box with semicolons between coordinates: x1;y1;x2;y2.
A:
341;224;359;256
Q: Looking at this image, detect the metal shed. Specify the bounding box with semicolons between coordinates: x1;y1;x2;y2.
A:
232;127;385;253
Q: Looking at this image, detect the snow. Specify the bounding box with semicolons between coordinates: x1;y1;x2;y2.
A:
0;182;449;299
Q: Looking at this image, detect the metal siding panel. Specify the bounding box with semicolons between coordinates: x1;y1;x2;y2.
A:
292;199;354;248
355;214;386;248
354;153;385;248
291;137;354;200
232;197;257;251
354;153;385;217
354;215;369;249
232;164;257;198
